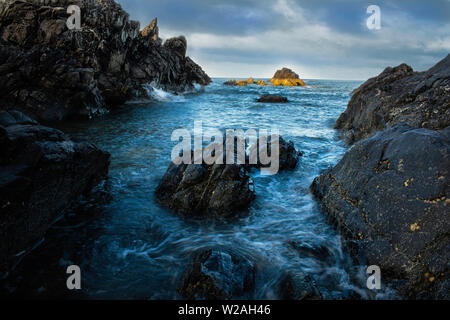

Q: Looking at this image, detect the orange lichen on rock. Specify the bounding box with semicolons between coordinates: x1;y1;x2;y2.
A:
270;78;306;86
269;67;306;86
254;80;267;86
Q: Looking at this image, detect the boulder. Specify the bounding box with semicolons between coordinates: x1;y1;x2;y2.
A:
178;249;256;300
311;125;450;299
248;136;302;171
155;135;301;217
0;0;211;121
256;95;288;103
155;161;255;218
276;270;322;300
335;54;450;143
0;110;110;277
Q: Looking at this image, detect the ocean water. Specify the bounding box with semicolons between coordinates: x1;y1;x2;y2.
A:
0;79;396;299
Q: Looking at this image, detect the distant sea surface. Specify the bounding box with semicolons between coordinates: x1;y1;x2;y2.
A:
0;79;397;299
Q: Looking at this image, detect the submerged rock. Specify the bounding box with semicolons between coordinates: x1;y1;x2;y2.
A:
0;0;211;121
269;68;306;86
178;249;256;300
223;79;248;86
311;125;449;299
256;95;288;103
0;110;110;276
276;270;322;300
335;54;450;143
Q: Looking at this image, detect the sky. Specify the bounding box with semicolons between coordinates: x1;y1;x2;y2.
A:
117;0;450;80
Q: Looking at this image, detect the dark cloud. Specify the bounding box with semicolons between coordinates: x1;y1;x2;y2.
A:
116;0;450;79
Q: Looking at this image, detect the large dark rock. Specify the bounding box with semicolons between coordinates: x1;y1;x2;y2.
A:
311;125;449;299
155;162;255;218
256;95;288;103
0;0;211;121
335;54;450;143
155;136;301;217
178;249;256;300
249;136;302;171
0;110;110;277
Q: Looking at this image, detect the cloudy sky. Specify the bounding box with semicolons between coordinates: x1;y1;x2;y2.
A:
117;0;450;80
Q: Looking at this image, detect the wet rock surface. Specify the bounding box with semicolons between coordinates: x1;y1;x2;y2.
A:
276;270;322;300
311;125;450;299
256;95;288;103
156;136;301;217
0;110;110;276
335;54;450;143
155;161;255;218
177;248;256;300
249;136;302;171
0;0;211;121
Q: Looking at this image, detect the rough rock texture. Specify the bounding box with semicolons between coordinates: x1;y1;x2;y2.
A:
178;249;256;300
0;0;211;121
0;110;110;277
335;54;450;143
270;67;306;86
155;162;255;218
276;270;322;300
311;125;449;299
156;136;301;217
249;136;302;171
256;95;288;103
272;68;300;80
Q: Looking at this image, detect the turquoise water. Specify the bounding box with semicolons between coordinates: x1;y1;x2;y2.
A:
1;79;395;299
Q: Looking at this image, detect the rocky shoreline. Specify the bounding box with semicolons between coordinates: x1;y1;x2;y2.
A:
0;0;448;301
0;0;211;122
0;0;210;278
0;110;110;277
311;55;450;299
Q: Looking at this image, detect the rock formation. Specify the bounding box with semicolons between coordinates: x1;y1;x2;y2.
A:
311;125;449;299
269;67;306;86
335;54;450;143
178;248;256;300
256;95;288;103
155;161;255;218
156;136;301;217
0;0;211;121
276;270;322;300
0;110;110;277
311;54;450;299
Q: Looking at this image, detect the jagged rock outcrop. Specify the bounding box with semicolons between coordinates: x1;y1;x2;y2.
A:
0;110;110;277
269;67;306;86
335;54;450;143
311;125;449;299
178;249;256;300
155;161;255;218
256;95;288;103
0;0;211;121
